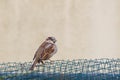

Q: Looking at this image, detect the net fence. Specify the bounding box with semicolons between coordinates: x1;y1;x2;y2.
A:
0;58;120;80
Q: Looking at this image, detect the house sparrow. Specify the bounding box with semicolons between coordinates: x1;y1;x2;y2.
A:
29;37;57;70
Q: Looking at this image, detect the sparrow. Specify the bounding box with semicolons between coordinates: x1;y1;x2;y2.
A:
29;37;57;70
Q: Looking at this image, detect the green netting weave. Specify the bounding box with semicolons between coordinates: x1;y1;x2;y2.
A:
0;59;120;80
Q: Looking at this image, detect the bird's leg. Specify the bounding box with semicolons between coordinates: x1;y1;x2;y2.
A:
49;59;54;64
38;59;45;65
40;60;45;65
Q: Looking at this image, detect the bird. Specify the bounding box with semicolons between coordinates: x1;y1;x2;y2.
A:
29;37;57;70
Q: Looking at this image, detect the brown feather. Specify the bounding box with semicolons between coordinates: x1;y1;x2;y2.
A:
29;38;57;70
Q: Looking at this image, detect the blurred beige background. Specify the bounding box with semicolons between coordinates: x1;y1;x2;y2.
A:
0;0;120;62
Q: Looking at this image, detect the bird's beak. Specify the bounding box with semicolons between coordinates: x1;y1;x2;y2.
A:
53;40;57;43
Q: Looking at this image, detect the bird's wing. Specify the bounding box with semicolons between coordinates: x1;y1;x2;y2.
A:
41;43;55;59
33;41;47;60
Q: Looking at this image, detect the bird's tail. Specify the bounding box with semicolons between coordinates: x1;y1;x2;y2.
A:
29;60;37;70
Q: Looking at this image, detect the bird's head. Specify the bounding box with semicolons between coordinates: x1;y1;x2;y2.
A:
46;37;57;43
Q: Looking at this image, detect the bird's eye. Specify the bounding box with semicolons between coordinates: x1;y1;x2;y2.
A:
48;37;51;39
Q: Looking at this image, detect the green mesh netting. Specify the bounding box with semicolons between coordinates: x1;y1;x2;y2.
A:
0;59;120;80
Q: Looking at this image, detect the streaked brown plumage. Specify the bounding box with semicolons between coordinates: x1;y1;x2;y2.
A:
29;37;57;70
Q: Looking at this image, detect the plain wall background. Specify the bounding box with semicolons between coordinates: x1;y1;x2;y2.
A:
0;0;120;62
